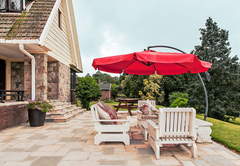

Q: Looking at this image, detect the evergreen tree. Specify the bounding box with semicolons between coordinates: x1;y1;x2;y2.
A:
190;17;239;120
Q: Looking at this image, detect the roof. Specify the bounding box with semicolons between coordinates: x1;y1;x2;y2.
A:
98;83;111;91
0;0;56;40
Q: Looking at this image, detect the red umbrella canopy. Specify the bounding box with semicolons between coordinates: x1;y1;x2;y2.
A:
92;50;211;75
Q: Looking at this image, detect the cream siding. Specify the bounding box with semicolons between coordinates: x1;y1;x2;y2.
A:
44;1;72;66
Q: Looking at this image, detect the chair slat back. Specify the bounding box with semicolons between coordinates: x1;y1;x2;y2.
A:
138;100;156;107
158;108;196;138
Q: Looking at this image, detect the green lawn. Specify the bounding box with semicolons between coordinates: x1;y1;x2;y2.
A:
196;114;240;153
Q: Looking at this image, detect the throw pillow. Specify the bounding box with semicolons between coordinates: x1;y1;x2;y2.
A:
139;104;149;115
97;104;117;124
96;104;113;125
99;101;118;119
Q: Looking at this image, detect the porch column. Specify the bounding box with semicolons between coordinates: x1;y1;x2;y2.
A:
35;53;48;99
24;53;48;100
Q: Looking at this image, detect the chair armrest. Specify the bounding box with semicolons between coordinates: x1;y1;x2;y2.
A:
94;119;130;122
147;120;159;129
147;120;159;140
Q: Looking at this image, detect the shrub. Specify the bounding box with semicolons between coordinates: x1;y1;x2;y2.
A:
75;76;102;110
170;97;188;108
111;89;118;100
169;92;189;105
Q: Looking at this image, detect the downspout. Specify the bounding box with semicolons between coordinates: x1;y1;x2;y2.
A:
19;44;35;100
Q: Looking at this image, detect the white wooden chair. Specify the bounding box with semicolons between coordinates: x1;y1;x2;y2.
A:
91;104;130;145
137;99;158;141
147;107;197;159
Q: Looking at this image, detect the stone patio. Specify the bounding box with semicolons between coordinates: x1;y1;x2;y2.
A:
0;111;239;166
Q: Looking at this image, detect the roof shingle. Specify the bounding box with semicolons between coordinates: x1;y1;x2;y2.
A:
0;0;56;40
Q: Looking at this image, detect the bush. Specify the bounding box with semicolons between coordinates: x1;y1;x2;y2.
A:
111;89;118;100
75;76;102;110
169;92;189;105
170;97;188;108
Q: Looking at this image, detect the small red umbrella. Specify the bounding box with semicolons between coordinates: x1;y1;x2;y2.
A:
92;50;211;75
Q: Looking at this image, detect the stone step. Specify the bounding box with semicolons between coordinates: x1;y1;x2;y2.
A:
46;107;83;118
45;109;86;122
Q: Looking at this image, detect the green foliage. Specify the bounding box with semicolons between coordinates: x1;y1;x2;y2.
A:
139;73;165;104
170;98;188;108
189;17;240;120
75;76;102;110
18;98;54;112
111;89;118;99
121;74;149;98
169;92;189;105
92;71;119;84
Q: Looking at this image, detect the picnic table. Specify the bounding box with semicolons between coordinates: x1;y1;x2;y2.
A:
113;98;141;116
0;90;24;103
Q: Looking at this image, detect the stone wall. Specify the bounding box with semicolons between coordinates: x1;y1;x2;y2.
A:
58;62;70;102
11;62;24;99
0;104;28;130
47;61;59;99
100;90;111;101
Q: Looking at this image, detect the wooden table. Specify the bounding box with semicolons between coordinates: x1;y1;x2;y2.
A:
113;98;141;116
0;90;24;103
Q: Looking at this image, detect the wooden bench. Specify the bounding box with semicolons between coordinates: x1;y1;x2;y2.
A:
0;90;24;103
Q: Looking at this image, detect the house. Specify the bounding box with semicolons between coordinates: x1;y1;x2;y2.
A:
0;0;82;129
98;82;111;101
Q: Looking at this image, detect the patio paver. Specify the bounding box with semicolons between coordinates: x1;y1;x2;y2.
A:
0;111;239;166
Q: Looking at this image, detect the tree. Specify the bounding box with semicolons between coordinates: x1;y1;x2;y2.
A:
92;71;118;84
75;76;102;110
189;17;240;120
121;74;149;98
139;72;165;104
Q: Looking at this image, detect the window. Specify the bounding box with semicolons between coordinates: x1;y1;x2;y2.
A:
58;9;62;29
0;0;22;12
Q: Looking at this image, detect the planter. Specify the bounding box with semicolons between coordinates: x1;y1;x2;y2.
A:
28;108;46;127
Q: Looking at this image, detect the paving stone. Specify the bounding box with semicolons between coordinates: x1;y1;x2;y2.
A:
58;160;99;166
63;151;90;160
2;148;25;152
137;148;155;156
153;156;181;165
103;147;114;155
216;150;238;160
70;148;82;151
100;160;127;166
192;159;209;166
230;159;240;165
24;145;42;152
37;145;62;152
201;155;235;165
0;152;30;161
132;134;144;139
139;156;155;166
22;156;39;162
180;160;195;166
59;137;79;142
130;139;144;145
2;161;33;166
1;137;16;142
72;129;87;133
127;160;141;166
30;156;62;166
28;135;48;140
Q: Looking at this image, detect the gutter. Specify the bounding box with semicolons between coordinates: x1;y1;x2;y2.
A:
19;44;35;100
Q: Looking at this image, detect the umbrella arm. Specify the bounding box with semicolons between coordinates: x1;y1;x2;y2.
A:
197;73;208;121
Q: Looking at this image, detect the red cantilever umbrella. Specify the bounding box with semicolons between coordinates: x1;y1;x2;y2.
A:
92;50;211;75
92;46;212;120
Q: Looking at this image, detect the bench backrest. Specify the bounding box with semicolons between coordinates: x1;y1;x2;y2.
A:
138;100;156;107
91;104;100;121
158;108;196;139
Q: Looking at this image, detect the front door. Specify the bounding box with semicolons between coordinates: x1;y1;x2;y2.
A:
0;59;6;90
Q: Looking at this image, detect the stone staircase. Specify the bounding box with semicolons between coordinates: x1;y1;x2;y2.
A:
45;100;86;122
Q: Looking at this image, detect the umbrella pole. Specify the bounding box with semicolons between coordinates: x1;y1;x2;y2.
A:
147;45;209;121
198;73;208;121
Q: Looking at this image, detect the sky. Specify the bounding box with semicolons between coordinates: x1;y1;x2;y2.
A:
72;0;240;77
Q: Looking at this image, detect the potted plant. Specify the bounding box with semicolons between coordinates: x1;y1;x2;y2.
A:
19;97;54;127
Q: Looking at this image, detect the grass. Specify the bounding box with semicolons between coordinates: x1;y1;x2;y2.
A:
196;114;240;153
